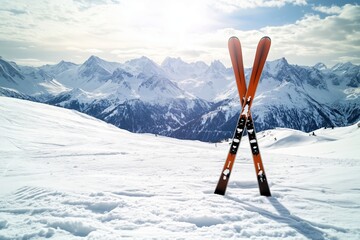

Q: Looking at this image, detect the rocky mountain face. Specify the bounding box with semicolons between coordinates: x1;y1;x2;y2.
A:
0;55;359;142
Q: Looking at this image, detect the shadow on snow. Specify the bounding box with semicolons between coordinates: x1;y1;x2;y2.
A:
225;195;347;240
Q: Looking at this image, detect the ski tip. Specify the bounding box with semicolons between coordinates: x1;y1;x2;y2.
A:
228;36;239;42
261;36;271;42
228;36;241;51
258;36;271;50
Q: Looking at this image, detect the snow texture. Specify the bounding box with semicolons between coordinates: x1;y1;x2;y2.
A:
0;97;359;239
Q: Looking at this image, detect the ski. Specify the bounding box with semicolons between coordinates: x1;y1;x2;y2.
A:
214;36;271;196
229;37;271;196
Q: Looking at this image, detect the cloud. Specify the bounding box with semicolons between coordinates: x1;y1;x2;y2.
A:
0;0;358;68
73;0;118;10
209;0;307;13
0;8;28;15
13;58;56;66
192;4;360;67
312;5;342;15
67;47;103;53
259;4;360;65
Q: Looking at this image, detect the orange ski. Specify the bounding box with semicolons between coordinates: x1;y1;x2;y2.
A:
214;36;271;196
229;36;271;196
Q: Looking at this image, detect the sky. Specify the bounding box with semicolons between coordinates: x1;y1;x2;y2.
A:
0;0;359;67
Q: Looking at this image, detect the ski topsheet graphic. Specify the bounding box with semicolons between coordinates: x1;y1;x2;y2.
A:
214;36;271;196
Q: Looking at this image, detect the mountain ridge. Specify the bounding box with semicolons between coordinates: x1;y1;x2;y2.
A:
0;55;359;142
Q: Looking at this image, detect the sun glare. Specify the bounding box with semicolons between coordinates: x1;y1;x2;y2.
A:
119;0;209;37
159;1;206;35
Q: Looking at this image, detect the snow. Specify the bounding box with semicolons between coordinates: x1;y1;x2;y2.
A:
161;57;208;81
344;87;360;100
38;78;70;94
259;125;360;159
1;96;360;239
161;57;234;102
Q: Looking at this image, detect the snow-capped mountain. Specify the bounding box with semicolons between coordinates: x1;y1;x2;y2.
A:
171;58;359;141
331;62;360;87
0;57;23;84
162;57;233;101
161;57;208;80
0;55;359;142
126;56;166;78
40;60;77;76
0;57;68;97
51;55;122;91
36;56;211;135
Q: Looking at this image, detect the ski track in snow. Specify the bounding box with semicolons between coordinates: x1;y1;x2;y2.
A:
0;97;360;239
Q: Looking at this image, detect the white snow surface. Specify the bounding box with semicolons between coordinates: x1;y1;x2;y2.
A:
1;97;359;240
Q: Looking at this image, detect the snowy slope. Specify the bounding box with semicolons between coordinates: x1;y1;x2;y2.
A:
0;97;359;239
258;125;360;159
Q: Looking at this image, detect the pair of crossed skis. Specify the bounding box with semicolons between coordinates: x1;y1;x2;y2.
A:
214;36;271;197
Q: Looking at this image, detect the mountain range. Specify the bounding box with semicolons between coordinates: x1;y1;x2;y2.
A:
0;55;359;142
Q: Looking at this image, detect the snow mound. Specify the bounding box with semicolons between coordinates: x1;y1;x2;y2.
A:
259;124;360;159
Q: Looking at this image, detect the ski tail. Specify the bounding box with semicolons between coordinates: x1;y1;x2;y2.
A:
214;154;236;195
246;115;271;196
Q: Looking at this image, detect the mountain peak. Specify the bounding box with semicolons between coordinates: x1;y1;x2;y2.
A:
331;62;355;71
126;56;157;66
57;60;76;67
209;60;226;72
139;56;151;61
83;55;102;66
125;56;163;77
265;57;290;75
161;57;186;67
78;55;115;80
278;57;289;65
165;56;182;61
126;56;155;65
267;57;289;67
79;55;121;73
313;62;327;71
